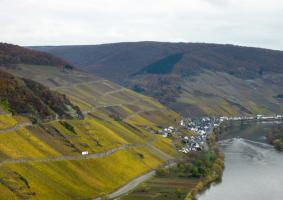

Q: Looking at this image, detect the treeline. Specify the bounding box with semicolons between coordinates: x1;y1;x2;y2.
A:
0;43;67;66
157;130;225;178
157;150;224;179
129;75;182;103
138;53;183;75
0;70;83;121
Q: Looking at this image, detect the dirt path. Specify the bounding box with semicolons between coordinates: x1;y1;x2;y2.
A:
52;80;105;90
0;122;32;134
101;88;126;97
125;109;158;120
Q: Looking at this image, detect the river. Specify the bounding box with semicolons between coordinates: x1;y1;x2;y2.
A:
198;120;283;200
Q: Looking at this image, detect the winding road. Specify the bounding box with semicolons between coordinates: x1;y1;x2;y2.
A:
0;144;135;166
0;134;170;166
94;161;176;200
0;81;175;199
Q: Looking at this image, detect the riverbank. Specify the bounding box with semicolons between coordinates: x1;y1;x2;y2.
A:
267;124;283;151
197;124;283;200
120;130;224;200
186;118;283;200
185;132;224;200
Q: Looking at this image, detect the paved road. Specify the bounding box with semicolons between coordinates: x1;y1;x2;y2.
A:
108;170;156;199
0;130;174;200
105;161;176;200
0;111;174;200
92;136;175;200
0;135;163;166
0;144;141;166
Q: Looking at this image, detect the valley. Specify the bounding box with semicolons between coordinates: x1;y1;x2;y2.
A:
0;42;282;200
0;43;180;199
1;0;282;199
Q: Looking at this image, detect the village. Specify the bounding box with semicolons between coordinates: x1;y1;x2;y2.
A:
156;114;283;154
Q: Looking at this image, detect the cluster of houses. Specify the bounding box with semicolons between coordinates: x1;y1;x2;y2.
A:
219;114;283;122
178;114;283;154
155;114;283;154
179;117;219;153
157;126;175;138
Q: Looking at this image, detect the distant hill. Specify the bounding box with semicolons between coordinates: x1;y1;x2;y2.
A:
0;43;67;66
32;42;283;80
33;42;283;116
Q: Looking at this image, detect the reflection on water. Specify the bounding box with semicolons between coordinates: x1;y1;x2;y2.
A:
198;122;283;200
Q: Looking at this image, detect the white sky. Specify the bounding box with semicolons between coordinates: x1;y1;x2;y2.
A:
0;0;282;50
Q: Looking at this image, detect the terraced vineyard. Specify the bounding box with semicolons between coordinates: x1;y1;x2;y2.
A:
0;64;180;199
35;42;283;117
121;177;198;200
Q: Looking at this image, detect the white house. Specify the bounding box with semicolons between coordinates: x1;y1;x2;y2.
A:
256;114;263;119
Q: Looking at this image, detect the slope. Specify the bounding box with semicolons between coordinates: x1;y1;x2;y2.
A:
0;44;180;199
0;70;82;121
33;42;283;116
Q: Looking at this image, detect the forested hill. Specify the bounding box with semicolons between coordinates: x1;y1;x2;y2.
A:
0;69;82;121
0;43;67;66
32;42;283;81
0;43;82;120
32;42;283;116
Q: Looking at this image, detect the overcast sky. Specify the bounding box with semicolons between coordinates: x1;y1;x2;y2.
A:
0;0;282;50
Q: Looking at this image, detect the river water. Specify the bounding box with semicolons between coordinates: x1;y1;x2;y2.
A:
198;121;283;200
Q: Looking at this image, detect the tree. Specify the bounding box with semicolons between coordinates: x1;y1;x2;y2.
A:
0;98;10;112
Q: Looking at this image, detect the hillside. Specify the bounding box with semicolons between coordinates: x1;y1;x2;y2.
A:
0;43;82;121
33;42;283;116
0;70;82;121
0;43;67;66
0;44;180;199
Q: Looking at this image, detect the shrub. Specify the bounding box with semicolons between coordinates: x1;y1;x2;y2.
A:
64;64;74;70
60;121;77;134
156;168;169;177
0;98;10;112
